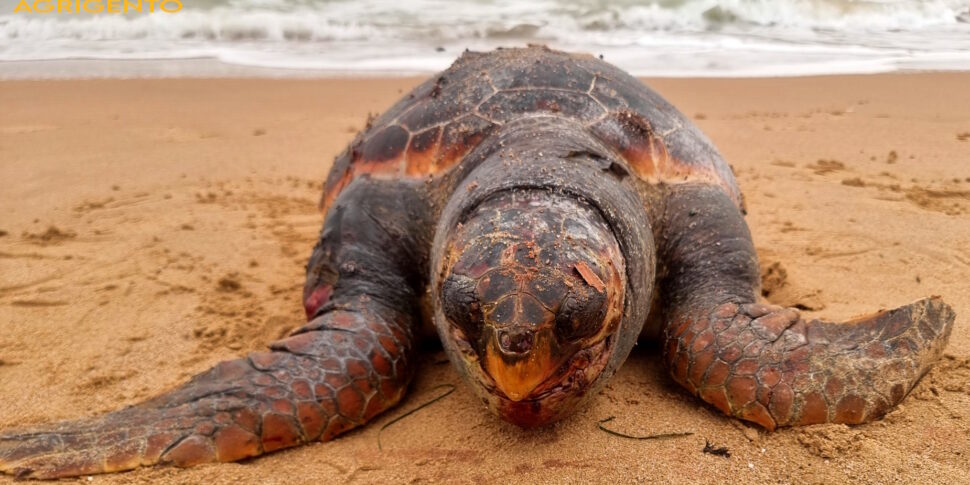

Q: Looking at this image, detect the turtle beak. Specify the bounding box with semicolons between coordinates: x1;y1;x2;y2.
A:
483;326;565;401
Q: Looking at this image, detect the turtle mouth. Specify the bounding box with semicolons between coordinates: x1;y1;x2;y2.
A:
493;335;613;402
452;327;616;426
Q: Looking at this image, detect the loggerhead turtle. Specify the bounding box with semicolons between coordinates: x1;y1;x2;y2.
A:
0;46;956;479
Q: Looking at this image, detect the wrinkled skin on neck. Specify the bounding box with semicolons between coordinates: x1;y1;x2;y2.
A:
436;190;627;426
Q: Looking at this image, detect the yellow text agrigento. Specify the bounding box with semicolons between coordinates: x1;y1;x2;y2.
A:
14;0;182;13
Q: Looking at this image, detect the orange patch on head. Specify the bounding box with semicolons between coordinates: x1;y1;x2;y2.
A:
484;328;562;402
574;261;606;292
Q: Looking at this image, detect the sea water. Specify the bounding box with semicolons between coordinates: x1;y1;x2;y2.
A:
1;0;969;78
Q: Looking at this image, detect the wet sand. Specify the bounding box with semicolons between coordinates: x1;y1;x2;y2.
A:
0;74;968;483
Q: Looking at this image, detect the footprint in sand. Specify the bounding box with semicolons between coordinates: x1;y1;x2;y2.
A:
21;226;76;246
904;186;970;216
758;260;826;311
805;159;845;175
797;425;864;459
839;176;970;216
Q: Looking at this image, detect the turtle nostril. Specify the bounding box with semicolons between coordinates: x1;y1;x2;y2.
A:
498;329;534;354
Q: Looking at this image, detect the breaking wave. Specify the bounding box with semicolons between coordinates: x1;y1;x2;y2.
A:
1;0;969;77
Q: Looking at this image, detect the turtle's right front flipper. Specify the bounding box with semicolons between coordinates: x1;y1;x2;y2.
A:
658;185;955;430
1;179;432;479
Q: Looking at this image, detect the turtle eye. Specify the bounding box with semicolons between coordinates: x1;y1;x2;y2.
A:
442;273;484;341
554;287;607;342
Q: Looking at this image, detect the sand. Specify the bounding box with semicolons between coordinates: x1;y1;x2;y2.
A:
0;74;968;484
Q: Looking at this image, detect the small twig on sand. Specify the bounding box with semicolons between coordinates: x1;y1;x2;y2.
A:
378;384;455;451
597;416;694;440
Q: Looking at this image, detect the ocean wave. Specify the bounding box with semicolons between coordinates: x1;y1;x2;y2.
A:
1;0;969;76
3;0;970;42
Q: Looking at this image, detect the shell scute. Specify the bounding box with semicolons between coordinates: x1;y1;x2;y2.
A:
320;46;741;213
438;114;498;168
588;73;682;138
405;126;443;176
359;125;410;163
590;111;668;180
478;89;605;124
488;57;595;91
399;73;495;132
575;56;741;203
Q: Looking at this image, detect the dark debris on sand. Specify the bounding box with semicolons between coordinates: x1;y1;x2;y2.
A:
703;440;731;458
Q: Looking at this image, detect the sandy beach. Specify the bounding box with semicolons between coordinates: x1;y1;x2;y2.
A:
0;73;968;483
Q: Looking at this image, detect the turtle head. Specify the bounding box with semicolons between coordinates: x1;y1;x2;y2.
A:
436;189;626;427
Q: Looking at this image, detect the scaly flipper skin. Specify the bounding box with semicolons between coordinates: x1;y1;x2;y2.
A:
0;307;410;479
658;184;955;430
666;298;954;429
0;179;430;479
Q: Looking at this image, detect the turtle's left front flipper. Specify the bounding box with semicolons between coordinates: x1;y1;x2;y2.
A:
1;179;432;479
657;185;955;430
0;308;409;479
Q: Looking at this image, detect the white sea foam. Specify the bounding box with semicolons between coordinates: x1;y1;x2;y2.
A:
1;0;969;78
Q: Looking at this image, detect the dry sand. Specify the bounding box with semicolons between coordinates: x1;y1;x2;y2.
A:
0;74;968;484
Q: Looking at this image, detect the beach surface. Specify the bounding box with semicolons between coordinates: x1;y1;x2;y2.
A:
0;74;968;483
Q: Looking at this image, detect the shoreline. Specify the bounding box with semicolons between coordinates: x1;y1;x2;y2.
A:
0;73;968;483
3;57;970;80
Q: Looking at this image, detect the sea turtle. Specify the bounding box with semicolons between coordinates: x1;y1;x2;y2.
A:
0;46;955;479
